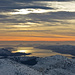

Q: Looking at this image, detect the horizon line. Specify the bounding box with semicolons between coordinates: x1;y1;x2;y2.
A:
0;41;75;42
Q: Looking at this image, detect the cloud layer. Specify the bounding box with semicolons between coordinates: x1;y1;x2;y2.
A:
0;0;75;41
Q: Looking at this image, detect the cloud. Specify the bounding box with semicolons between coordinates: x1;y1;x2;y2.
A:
0;0;75;40
0;0;75;13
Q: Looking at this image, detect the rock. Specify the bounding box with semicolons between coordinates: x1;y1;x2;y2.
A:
0;48;11;56
8;56;38;65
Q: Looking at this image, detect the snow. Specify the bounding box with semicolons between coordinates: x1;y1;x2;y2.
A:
32;55;75;75
0;58;42;75
0;48;11;56
0;55;75;75
45;69;75;75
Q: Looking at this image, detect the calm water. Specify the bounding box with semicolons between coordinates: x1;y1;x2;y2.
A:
0;41;75;46
0;41;75;58
12;47;73;58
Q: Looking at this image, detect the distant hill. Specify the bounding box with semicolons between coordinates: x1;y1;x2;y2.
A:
35;45;75;56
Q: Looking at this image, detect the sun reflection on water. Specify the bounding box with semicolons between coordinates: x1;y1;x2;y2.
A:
12;50;31;53
12;47;34;53
11;47;74;58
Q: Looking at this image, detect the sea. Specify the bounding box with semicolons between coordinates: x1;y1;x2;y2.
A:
0;41;75;58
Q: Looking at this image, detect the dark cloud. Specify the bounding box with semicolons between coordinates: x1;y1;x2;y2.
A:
0;15;8;18
0;0;75;39
23;12;75;24
0;6;53;11
15;0;73;1
0;11;75;27
0;0;73;12
49;12;75;19
0;18;26;23
0;0;74;9
27;12;75;21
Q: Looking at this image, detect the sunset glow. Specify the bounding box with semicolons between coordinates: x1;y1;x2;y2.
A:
0;0;75;41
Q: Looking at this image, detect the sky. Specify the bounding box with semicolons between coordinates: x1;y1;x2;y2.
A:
0;0;75;41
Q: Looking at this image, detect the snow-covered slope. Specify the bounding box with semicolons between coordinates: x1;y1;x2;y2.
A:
0;55;75;75
0;58;42;75
32;55;75;75
0;48;11;56
8;56;38;65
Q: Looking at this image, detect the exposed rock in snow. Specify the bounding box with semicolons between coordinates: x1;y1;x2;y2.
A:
8;56;38;65
0;48;11;56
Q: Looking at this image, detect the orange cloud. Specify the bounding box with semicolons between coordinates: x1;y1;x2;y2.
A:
0;36;75;41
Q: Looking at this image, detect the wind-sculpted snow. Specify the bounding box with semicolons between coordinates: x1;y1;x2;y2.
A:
0;48;11;56
8;56;38;65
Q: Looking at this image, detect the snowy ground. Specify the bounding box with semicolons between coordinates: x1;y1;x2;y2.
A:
33;55;75;75
0;55;75;75
0;58;42;75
